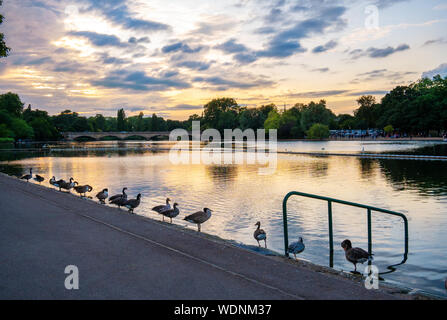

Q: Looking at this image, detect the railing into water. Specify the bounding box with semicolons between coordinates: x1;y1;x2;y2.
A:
282;191;408;273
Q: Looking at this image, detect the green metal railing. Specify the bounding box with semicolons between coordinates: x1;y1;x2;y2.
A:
282;191;408;271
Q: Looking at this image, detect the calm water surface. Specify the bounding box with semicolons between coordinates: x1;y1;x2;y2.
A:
1;140;446;297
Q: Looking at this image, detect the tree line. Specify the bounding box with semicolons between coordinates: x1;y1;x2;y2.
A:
0;75;446;142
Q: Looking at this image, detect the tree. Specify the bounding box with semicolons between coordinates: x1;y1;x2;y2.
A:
94;114;106;132
52;110;80;132
117;108;127;131
203;98;240;131
10;118;34;139
384;125;394;136
354;95;377;129
0;0;10;58
0;92;24;117
136;112;145;131
299;100;335;132
307;123;329;140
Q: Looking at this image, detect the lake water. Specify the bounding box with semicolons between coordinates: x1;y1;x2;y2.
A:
1;140;446;298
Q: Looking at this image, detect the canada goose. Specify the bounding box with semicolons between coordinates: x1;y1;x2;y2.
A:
59;178;76;192
254;221;267;248
74;184;93;197
109;187;127;203
20;168;32;182
341;239;373;273
110;188;128;208
288;237;305;260
161;203;179;223
33;174;45;184
124;193;142;213
96;188;108;204
184;208;212;232
152;198;171;221
152;198;171;213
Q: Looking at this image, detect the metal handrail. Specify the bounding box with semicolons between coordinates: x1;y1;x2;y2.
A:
282;191;408;271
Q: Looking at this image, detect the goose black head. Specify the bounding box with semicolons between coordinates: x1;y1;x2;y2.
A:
103;188;108;192
30;168;33;173
204;207;212;213
74;181;79;186
69;177;74;182
87;185;93;191
137;193;142;199
173;202;179;207
122;187;127;193
341;239;352;250
255;221;261;227
166;198;171;203
299;237;304;243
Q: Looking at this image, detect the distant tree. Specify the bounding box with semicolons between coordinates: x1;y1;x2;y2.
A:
94;114;106;132
136;112;145;131
384;125;394;136
52;110;80;132
117;108;126;131
264;110;281;132
0;92;24;117
29;117;57;140
299;100;335;132
203;98;240;131
0;0;10;58
354;95;377;129
0;123;14;138
72;117;90;132
10;118;34;139
307;123;329;140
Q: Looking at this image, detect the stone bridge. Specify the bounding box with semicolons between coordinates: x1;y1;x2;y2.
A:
62;131;174;141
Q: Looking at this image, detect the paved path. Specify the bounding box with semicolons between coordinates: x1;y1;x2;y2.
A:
0;174;404;300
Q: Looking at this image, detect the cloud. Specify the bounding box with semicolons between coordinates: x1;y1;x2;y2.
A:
170;104;202;110
91;70;191;91
215;39;247;54
68;31;128;47
128;36;150;44
367;44;410;58
193;76;274;90
350;44;410;59
257;6;347;58
347;90;389;96
281;90;350;98
423;38;447;46
373;0;410;9
162;41;202;54
12;56;53;66
422;64;447;79
312;67;330;73
312;40;338;53
83;0;170;32
176;61;211;71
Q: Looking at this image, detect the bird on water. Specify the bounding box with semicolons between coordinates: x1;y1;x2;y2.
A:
96;188;108;204
161;202;179;223
184;208;212;232
109;187;127;203
124;193;142;213
288;237;305;260
341;239;373;273
253;221;267;248
20;168;33;182
59;178;76;192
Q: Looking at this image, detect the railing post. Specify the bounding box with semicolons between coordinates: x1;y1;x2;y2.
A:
367;208;372;256
282;194;290;257
328;200;334;268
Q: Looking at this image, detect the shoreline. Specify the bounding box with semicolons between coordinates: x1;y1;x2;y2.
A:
0;172;436;300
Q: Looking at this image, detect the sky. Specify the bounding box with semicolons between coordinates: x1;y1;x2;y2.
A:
0;0;446;120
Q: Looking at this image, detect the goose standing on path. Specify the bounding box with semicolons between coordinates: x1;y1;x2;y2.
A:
110;188;128;208
96;188;108;204
74;184;93;197
184;208;212;232
288;237;305;260
161;203;179;223
124;193;142;213
254;221;267;248
59;178;76;192
109;187;127;203
341;239;373;273
20;169;32;182
152;198;171;221
33;174;45;184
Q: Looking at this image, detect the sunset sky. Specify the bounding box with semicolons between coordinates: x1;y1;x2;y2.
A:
0;0;446;119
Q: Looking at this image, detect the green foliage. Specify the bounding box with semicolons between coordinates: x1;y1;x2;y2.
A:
0;92;24;117
0;0;10;58
306;123;330;140
354;95;377;129
384;125;394;135
299;100;335;132
10;118;34;139
117;108;127;131
203;98;240;132
0;123;14;138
